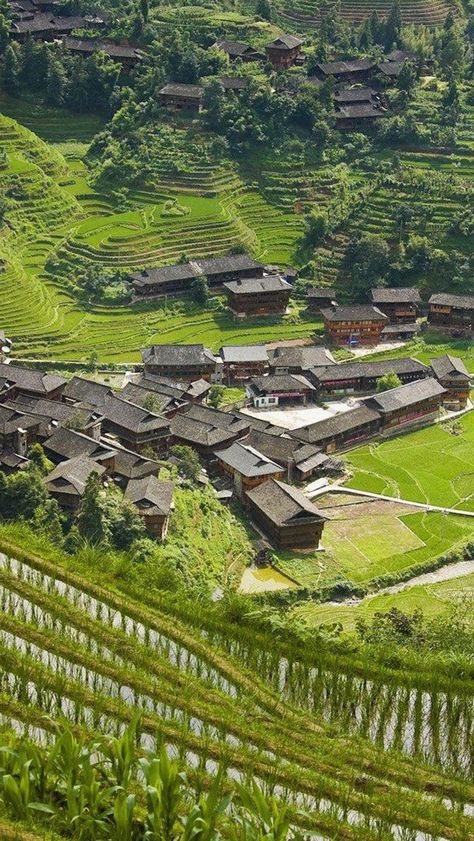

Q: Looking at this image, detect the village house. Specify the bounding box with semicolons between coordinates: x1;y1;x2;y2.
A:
170;404;249;455
380;322;420;342
159;83;203;113
44;456;107;511
121;379;188;417
218;76;248;93
104;441;161;486
314;59;376;84
0;330;12;362
335;101;388;131
321;305;388;346
42;427;116;474
125;476;175;539
62;37;144;69
310;357;428;396
245;479;327;549
219;346;269;382
370;287;421;322
11;12;104;40
265;34;303;69
267;345;334;375
247;374;316;408
141;345;216;381
130;253;264;298
214;441;284;499
307;287;338;314
365;377;446;433
0;363;66;402
243;427;335;482
0;404;41;467
214;38;264;62
223;275;292;317
99;393;170;455
5;394;103;440
291;405;382;452
428;293;474;335
430;355;471;409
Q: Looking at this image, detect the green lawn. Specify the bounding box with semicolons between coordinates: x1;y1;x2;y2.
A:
345;412;474;511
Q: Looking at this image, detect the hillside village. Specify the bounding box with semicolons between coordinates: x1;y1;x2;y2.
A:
0;257;471;566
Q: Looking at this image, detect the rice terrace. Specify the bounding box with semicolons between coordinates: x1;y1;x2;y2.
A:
0;0;473;838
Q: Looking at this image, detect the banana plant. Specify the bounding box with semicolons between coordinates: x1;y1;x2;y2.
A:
141;747;186;840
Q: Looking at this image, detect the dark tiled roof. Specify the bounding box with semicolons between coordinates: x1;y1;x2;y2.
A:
102;393;169;434
62;376;111;409
215;39;254;57
268;345;334;371
224;275;291;295
45;456;105;497
321;305;388;323
314;357;427;383
334;88;377;103
160;83;203;99
121;382;182;413
216;441;282;477
371;287;421;304
386;49;418;62
11;13;100;33
63;37;144;60
377;61;403;76
381;322;419;335
195;253;264;277
0;363;66;395
181;403;249;433
336;103;387;119
0;404;39;435
245;428;323;469
44;427;115;462
266;34;303;50
232;411;287;436
126;374;186;399
249;374;315;394
170;413;238;448
429;292;474;310
125;476;174;516
106;442;161;480
430;354;470;381
307;287;337;299
220;345;268;363
131;253;263;289
291;405;381;444
317;59;375;75
367;377;445;413
246;478;327;526
218;76;247;90
141;344;215;367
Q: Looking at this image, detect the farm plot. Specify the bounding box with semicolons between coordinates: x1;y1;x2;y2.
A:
0;542;473;837
345;412;474;510
274;0;453;28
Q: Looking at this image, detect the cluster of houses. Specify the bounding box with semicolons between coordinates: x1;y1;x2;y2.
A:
0;327;470;551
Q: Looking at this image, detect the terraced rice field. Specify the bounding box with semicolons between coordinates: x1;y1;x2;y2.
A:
275;0;454;28
0;539;473;840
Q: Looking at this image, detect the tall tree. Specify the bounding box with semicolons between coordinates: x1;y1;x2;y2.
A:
384;0;401;51
3;45;19;94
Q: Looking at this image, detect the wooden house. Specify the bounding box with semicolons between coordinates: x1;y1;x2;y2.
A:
0;363;66;402
314;59;376;84
159;83;203;113
214;441;284;499
430;355;471;409
44;456;106;511
245;479;327;549
268;345;334;375
321;305;388;346
310;357;428;396
125;476;174;539
214;39;264;62
42;427;116;474
307;287;337;313
291;405;382;453
170;404;249;455
5;394;103;440
370;287;421;322
244;428;332;482
62;37;144;69
428;293;474;335
11;12;104;40
219;346;269;382
366;377;446;432
0;404;41;459
223;275;292;317
131;253;264;298
247;374;316;408
141;345;216;381
265;35;303;69
100;393;170;455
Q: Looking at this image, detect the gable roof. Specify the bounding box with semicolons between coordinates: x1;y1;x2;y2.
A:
430;354;470;381
246;478;327;526
429;292;474;311
218;75;248;90
141;344;216;367
216;441;282;477
366;377;445;414
220;345;268;363
313;357;427;383
333;88;378;103
0;363;66;396
307;287;337;299
170;413;243;448
131;254;264;290
223;275;291;295
45;456;106;497
62;376;111;409
317;59;375;75
63;37;144;60
268;345;334;371
291;405;381;444
181;403;249;433
160;83;203;99
125;476;174;516
267;34;303;50
0;404;39;435
245;428;324;470
321;305;388;323
370;287;422;304
102;393;170;434
335;103;387;120
215;39;255;57
249;374;315;395
43;426;115;462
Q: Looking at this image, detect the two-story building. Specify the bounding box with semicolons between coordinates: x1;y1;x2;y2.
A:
307;287;338;314
310;358;428;396
131;253;264;298
428;293;474;335
366;377;446;433
246;479;327;549
321;305;388;346
223;275;292;317
159;83;203;113
219;346;269;382
125;476;175;539
265;34;303;69
370;287;421;322
430;354;471;409
214;441;284;499
141;345;216;381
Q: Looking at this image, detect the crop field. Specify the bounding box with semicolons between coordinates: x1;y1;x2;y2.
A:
0;530;473;840
274;0;453;29
274;495;474;590
345;411;474;510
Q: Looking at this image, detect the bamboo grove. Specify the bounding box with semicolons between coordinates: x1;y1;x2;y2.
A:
0;541;471;840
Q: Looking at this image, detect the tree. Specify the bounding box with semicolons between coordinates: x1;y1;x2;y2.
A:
384;0;401;50
207;384;225;408
46;57;67;107
376;372;402;392
3;45;20;95
397;61;417;96
170;445;201;481
140;0;149;22
104;493;146;550
303;210;328;247
256;0;272;19
395;203;415;238
27;443;53;476
76;471;109;545
143;392;163;413
190;274;209;306
0;468;48;520
345;234;390;297
439;29;464;80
